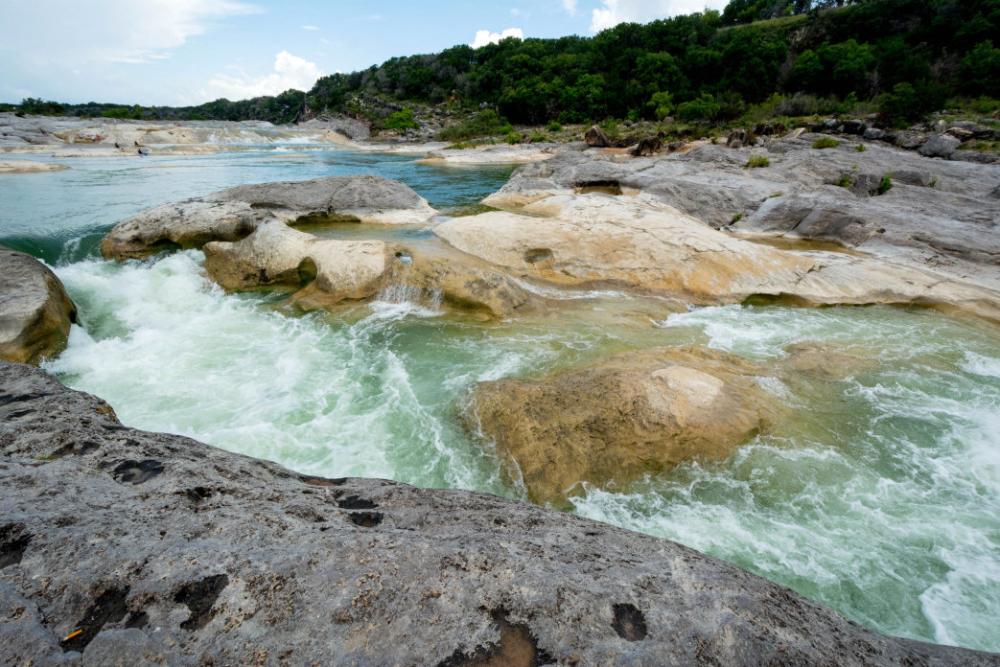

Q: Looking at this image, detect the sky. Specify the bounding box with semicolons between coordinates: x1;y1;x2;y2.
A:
0;0;728;106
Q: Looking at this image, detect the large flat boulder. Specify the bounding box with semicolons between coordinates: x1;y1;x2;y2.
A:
469;346;781;505
2;360;997;666
0;248;76;365
435;192;1000;322
486;138;1000;294
101;175;437;260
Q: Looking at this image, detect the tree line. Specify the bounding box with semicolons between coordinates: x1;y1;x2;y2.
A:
8;0;998;128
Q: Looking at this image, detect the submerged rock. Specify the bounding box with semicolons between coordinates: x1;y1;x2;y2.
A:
469;346;781;505
0;248;76;365
0;160;68;174
2;360;997;666
100;175;437;260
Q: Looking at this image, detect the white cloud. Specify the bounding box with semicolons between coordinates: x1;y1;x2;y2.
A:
470;27;524;48
562;0;579;16
590;0;727;32
301;25;319;31
0;0;259;65
204;51;323;100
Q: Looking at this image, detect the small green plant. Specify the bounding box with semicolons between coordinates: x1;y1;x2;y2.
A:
506;130;523;144
812;137;841;149
445;141;474;150
769;192;784;198
877;174;893;195
731;212;744;223
546;120;562;132
855;144;866;152
929;177;938;188
383;108;418;131
835;174;853;188
745;155;770;168
529;131;547;143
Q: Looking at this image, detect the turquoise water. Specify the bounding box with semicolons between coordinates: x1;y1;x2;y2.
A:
2;149;999;652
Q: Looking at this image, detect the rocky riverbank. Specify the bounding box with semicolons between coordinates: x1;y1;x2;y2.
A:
2;360;999;666
3;120;1000;663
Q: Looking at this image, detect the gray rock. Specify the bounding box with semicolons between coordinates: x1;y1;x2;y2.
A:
919;134;962;159
101;175;437;260
893;131;928;150
491;138;1000;293
863;127;885;141
1;360;997;666
584;124;611;148
0;248;76;365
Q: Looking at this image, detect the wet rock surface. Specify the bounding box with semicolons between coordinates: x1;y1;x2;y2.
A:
2;360;998;666
100;175;437;260
470;346;782;505
0;247;77;365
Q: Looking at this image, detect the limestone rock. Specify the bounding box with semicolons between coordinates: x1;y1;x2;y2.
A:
485;140;1000;305
469;346;780;505
204;221;388;305
0;248;76;365
437;191;1000;321
919;134;961;159
101;175;437;260
2;360;997;666
584;124;610;147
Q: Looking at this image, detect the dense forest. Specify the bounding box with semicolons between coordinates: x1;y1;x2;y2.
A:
7;0;999;128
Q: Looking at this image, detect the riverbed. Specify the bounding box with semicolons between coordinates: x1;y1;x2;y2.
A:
2;147;998;652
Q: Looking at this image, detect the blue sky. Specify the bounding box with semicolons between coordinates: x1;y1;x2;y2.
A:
0;0;726;106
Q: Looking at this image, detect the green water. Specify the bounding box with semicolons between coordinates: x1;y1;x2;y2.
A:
2;149;999;652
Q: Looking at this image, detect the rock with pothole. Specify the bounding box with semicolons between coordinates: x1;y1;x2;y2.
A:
0;247;76;365
100;175;437;260
2;360;997;666
469;346;781;505
203;221;389;305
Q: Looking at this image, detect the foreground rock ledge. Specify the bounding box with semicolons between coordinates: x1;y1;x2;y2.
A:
100;175;437;260
1;362;997;666
0;248;77;365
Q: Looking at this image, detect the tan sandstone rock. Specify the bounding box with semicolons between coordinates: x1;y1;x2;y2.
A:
435;192;1000;322
204;222;389;306
470;346;780;505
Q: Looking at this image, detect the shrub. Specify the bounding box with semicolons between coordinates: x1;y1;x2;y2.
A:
648;91;674;121
546;120;562;132
529;131;547;143
438;110;511;141
506;130;523;144
877;174;893;195
383;108;418;131
835;174;853;188
676;93;720;123
745;155;770;168
812;137;840;149
855;144;866;152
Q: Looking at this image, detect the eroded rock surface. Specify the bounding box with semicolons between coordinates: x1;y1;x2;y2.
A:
436;191;1000;322
2;361;997;666
0;248;76;365
203;221;536;318
101;175;437;260
485;136;1000;296
469;346;781;505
